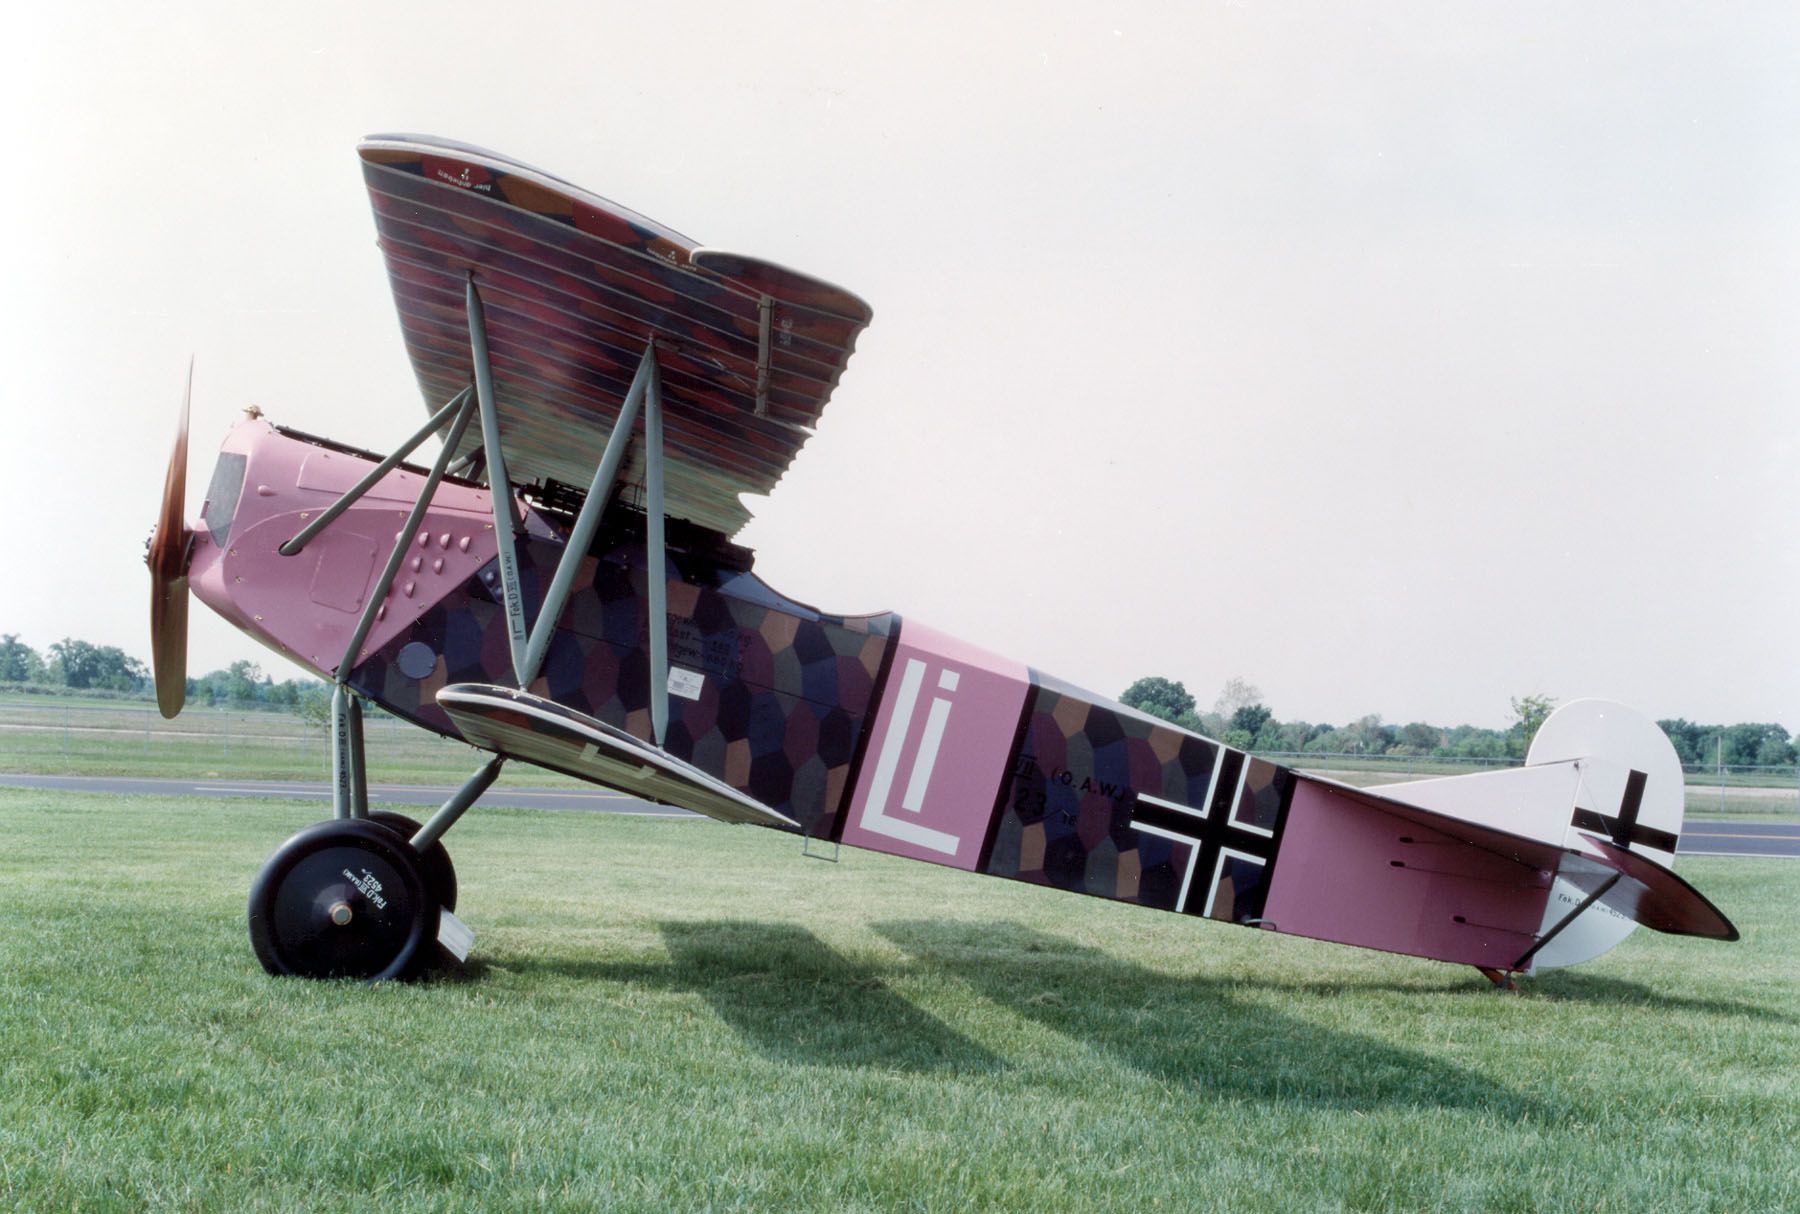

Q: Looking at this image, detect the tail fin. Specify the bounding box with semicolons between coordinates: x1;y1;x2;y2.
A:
1521;699;1689;969
1528;699;1686;860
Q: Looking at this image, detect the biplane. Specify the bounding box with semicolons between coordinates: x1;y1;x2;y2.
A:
145;134;1736;984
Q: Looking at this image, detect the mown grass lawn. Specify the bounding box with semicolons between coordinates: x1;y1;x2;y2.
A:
2;788;1796;1212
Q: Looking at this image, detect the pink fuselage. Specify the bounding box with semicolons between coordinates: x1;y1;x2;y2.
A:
192;421;1565;973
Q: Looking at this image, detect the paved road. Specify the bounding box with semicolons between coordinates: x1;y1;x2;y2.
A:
1678;822;1800;859
0;773;688;817
4;774;1795;856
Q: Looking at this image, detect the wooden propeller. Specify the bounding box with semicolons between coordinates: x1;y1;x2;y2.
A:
147;362;193;718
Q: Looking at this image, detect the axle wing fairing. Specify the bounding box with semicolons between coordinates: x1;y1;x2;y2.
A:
438;684;800;829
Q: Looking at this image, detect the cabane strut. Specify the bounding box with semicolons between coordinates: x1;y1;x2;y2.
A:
275;274;675;843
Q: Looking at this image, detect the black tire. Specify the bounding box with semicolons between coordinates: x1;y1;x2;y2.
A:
247;818;438;981
363;811;458;912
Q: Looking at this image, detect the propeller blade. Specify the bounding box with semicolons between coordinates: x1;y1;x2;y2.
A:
151;574;189;718
147;360;193;718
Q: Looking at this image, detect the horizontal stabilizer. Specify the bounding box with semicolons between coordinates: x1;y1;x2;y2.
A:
1366;762;1582;846
1266;775;1736;973
437;684;798;829
1265;777;1566;970
1557;837;1738;941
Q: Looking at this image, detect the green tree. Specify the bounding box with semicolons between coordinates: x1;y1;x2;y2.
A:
1657;718;1701;764
1347;714;1395;755
1254;718;1302;753
1258;721;1297;752
110;652;148;693
292;683;334;731
1722;723;1795;767
1509;694;1556;758
1120;677;1196;723
1437;723;1510;760
1396;722;1443;754
1435;723;1521;760
0;634;42;682
1758;728;1798;767
47;639;146;691
48;638;100;688
224;660;265;705
1230;703;1273;736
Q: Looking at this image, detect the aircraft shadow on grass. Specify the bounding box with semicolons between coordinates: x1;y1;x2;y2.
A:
872;919;1551;1117
660;920;1007;1073
510;920;1002;1074
1527;971;1796;1023
514;917;1546;1116
1253;971;1793;1024
1238;965;1800;1023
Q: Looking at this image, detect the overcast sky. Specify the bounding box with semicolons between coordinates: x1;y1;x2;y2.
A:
3;2;1794;729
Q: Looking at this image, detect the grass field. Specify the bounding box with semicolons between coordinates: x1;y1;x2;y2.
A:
2;789;1795;1212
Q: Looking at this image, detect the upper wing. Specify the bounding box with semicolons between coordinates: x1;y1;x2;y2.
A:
357;134;873;534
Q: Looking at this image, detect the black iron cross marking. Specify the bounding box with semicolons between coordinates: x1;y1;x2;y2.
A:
1128;749;1293;922
1570;769;1678;852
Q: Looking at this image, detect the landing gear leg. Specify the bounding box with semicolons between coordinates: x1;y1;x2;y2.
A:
252;385;489;979
365;811;458;911
252;685;470;979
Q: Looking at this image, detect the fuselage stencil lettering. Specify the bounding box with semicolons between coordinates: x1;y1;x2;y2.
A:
856;660;962;855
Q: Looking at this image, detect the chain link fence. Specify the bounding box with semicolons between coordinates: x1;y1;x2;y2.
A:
3;700;1793;812
0;699;485;784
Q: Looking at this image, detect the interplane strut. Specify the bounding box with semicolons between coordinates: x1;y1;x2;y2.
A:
295;275;675;839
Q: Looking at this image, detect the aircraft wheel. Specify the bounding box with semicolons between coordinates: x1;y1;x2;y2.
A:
363;811;458;912
247;818;438;981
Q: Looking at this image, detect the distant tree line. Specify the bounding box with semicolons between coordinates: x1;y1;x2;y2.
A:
4;634;1792;767
1120;676;1797;769
0;634;327;715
